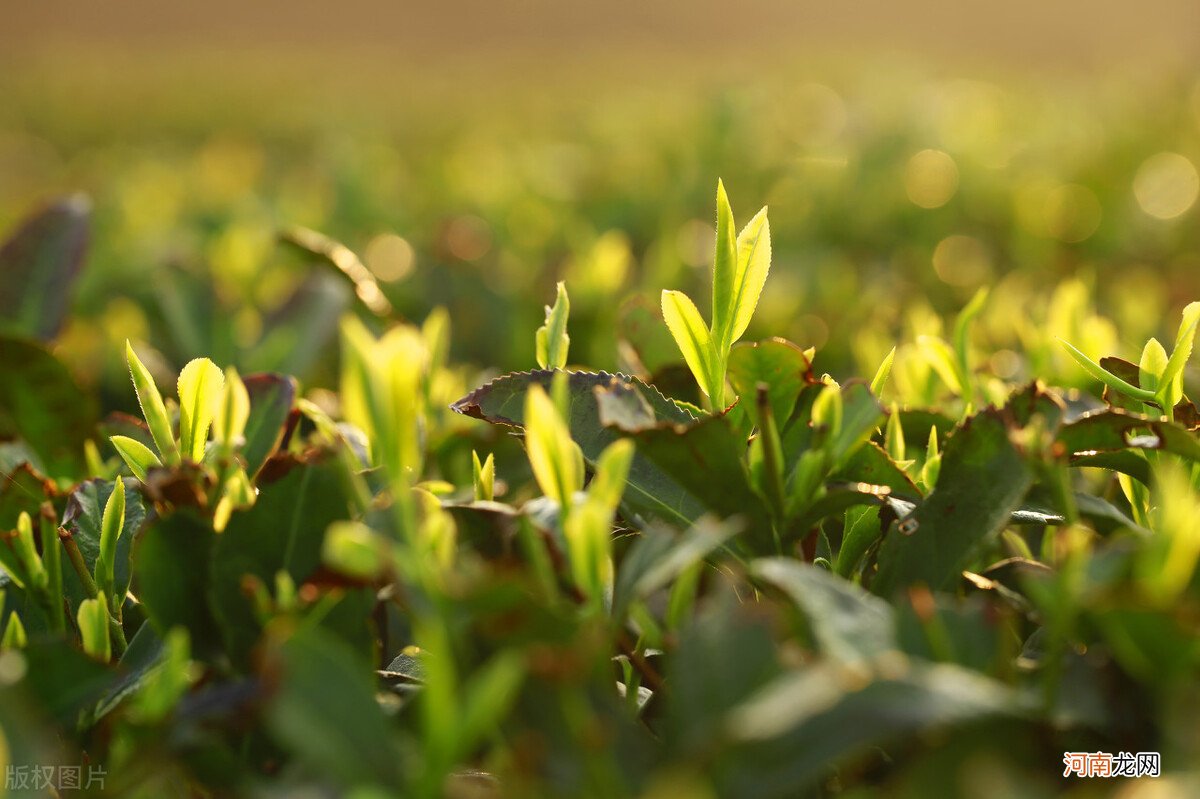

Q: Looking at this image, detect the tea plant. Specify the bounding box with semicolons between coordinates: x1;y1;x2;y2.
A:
1;182;1199;798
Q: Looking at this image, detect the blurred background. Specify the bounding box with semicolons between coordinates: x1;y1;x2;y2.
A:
3;1;1200;408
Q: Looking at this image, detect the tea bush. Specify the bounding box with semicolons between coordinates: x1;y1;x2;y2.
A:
2;180;1199;797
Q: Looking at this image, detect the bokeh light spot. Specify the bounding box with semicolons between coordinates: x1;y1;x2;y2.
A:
932;235;992;287
1133;152;1199;220
1045;184;1102;242
905;149;959;209
365;233;416;282
443;215;493;262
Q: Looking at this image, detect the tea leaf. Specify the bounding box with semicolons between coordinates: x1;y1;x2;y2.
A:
472;451;495;502
241;373;298;477
265;626;404;788
752;557;896;667
177;358;225;463
77;594;111;661
94;476;125;601
1059;338;1155;403
828;383;886;467
109;435;162;482
126;341;181;464
1158;301;1200;410
870;347;897;397
134;510;220;654
1138;338;1168;394
727;338;812;427
872;391;1059;594
723;662;1025;795
662;289;720;405
535;281;571;369
453;370;715;525
213;365;250;449
831;441;920;499
1;611;26;648
1058;409;1200;465
458;651;526;751
524;384;584;509
209;457;366;668
724;208;772;351
612;518;739;621
0;196;90;341
64;478;146;609
323;521;389;580
709;179;739;354
0;335;96;478
917;335;965;397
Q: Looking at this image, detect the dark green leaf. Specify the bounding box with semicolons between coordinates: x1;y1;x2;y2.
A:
727;338;813;427
0;462;57;532
831;441;920;499
62;478;147;607
0;336;96;478
872;407;1036;595
722;661;1027;798
18;636;114;726
618;414;768;534
241;373;297;477
89;621;165;721
1058;409;1200;466
612;518;739;621
264;625;404;788
209;456;358;668
752;558;895;667
134;510;222;656
453;370;743;527
0;196;90;341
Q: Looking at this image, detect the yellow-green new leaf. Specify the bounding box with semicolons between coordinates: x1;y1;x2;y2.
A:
535;281;571;369
886;403;906;462
131;628;193;722
1059;338;1156;402
723;207;771;350
95;476;125;600
126;341;180;464
871;347;897;397
524;384;583;510
13;512;48;592
919;335;967;397
710;179;739;352
1;611;26;649
110;435;162;482
380;325;427;481
422;306;451;373
178;358;225;462
77;594;111;661
459;651;526;751
214;365;250;449
1159;301;1200;410
472;451;495;502
1139;338;1168;394
323;521;389;581
586;439;635;512
662;289;721;405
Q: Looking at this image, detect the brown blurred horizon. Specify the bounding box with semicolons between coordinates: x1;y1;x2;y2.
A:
5;0;1199;73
